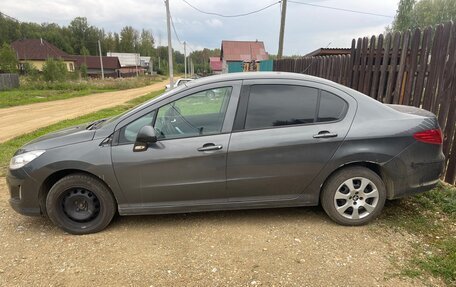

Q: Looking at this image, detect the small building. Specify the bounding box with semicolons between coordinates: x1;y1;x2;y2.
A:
209;57;222;74
106;52;145;76
220;40;270;73
304;48;351;57
11;39;76;72
73;55;121;78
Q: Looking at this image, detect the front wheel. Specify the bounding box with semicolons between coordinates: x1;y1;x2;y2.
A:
321;167;386;225
46;173;116;235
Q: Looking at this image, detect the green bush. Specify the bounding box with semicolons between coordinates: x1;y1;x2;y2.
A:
21;62;39;79
80;63;88;79
0;43;18;73
42;58;67;82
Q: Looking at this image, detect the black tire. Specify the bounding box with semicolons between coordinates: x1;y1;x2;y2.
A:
321;167;386;226
46;173;116;235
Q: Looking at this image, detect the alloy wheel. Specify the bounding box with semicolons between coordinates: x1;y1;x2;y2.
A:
333;177;379;220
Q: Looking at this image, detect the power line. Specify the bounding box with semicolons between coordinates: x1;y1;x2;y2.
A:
288;1;394;18
170;11;197;55
169;13;183;45
181;0;280;18
0;11;19;22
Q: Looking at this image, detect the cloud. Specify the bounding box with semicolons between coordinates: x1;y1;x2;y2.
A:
205;18;223;28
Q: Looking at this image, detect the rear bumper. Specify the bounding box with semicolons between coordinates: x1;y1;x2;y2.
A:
383;143;445;199
6;168;42;216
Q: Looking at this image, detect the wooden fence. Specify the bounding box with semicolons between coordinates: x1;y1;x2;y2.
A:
273;21;456;185
0;73;19;90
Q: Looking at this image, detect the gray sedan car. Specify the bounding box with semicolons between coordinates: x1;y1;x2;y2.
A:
7;72;445;234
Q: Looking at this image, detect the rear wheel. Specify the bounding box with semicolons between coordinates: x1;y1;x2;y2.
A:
321;167;386;225
46;173;116;235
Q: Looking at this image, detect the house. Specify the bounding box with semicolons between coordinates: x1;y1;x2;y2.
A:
209;57;222;74
73;55;121;78
106;52;146;76
220;40;270;73
304;48;351;57
11;39;76;72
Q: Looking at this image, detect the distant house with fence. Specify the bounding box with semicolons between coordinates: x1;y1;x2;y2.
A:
73;55;121;78
106;52;148;77
220;40;272;73
11;39;76;72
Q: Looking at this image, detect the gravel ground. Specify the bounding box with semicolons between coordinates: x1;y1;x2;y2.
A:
0;179;442;286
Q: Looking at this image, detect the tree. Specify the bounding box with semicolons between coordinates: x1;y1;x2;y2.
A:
0;43;18;73
119;26;138;53
42;58;67;82
414;0;456;27
103;32;117;53
390;0;456;32
138;29;155;56
188;48;221;74
68;17;101;55
391;0;416;31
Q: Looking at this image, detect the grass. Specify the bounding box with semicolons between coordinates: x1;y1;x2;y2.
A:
379;182;456;285
0;76;165;108
0;89;165;176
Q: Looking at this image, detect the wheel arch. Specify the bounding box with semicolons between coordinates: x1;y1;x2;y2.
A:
320;161;394;200
38;169;118;216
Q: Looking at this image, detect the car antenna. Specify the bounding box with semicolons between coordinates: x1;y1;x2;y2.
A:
301;41;332;74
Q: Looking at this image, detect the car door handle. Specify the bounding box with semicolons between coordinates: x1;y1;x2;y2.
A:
197;143;223;152
313;131;338;138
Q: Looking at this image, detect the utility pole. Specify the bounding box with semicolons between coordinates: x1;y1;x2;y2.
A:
184;41;187;79
98;40;105;79
165;0;174;88
277;0;287;59
135;53;139;77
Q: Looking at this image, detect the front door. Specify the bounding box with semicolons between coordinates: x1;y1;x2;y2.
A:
112;86;236;208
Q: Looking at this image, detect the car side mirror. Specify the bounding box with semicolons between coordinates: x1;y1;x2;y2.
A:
133;126;157;152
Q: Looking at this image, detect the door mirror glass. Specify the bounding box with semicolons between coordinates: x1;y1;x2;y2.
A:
134;126;157;152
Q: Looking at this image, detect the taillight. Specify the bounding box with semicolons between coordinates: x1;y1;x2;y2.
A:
413;129;443;144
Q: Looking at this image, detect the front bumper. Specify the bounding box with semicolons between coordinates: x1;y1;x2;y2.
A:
6;168;42;216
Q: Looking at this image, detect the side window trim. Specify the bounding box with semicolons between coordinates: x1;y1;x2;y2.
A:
114;80;242;135
233;83;349;132
115;86;236;145
233;85;250;131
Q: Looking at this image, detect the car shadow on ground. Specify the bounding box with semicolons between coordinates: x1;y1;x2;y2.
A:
107;205;330;230
12;200;414;235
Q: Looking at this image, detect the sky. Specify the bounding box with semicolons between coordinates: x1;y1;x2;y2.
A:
1;0;399;55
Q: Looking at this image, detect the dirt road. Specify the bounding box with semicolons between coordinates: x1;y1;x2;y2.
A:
0;80;168;143
0;181;443;287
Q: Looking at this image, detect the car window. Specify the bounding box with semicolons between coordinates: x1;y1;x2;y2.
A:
318;90;347;122
119;111;156;144
245;85;319;130
154;87;232;140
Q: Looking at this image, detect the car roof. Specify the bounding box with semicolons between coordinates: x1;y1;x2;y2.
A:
185;72;332;86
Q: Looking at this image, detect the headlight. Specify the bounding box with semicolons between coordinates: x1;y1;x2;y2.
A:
9;150;45;170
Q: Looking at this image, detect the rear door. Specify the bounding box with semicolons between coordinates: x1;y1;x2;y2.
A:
226;79;356;202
